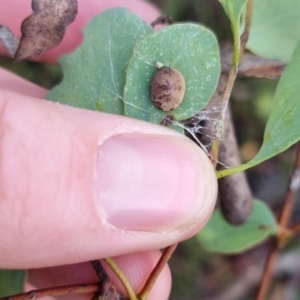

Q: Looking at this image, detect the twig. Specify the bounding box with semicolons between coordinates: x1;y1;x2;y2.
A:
255;239;278;300
210;138;220;167
91;260;109;283
218;104;253;224
104;258;137;300
256;142;300;300
0;283;99;300
290;222;300;234
138;244;177;300
278;144;300;230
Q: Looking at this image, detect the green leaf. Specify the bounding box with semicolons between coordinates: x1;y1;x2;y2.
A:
197;200;278;254
47;8;221;136
218;0;248;64
47;8;153;113
123;24;220;124
0;269;27;297
247;0;300;62
219;0;248;26
217;38;300;178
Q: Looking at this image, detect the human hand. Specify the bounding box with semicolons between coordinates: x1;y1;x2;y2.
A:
0;1;217;299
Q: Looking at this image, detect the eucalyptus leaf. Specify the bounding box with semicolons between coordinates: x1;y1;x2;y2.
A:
250;40;300;164
47;8;153;114
247;0;300;62
219;0;248;26
0;269;27;297
197;200;278;254
123;24;220;124
217;38;300;178
218;0;248;64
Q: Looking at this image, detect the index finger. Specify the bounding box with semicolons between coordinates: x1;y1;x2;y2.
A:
0;0;160;63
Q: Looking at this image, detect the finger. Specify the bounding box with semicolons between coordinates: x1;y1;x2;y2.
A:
0;67;47;98
0;91;217;269
0;0;160;62
26;251;170;300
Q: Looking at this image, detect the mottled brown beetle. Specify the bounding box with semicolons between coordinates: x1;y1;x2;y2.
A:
150;65;185;112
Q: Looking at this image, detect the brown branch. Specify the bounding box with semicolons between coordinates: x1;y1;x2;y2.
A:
91;260;109;283
278;143;300;230
255;240;278;300
0;283;99;300
218;104;253;224
256;142;300;300
209;67;236;168
290;221;300;234
201;75;253;224
221;43;286;79
138;244;177;300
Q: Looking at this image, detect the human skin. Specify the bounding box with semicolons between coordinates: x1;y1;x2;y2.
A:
0;1;217;299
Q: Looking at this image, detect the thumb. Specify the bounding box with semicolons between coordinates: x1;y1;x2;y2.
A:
0;91;217;269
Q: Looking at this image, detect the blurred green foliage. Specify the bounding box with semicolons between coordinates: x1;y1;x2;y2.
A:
0;57;62;89
0;270;26;298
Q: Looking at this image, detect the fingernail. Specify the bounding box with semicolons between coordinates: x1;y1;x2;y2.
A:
95;133;216;231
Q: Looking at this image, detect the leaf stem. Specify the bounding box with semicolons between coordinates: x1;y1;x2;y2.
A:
0;283;99;300
138;244;177;300
104;257;138;300
216;161;253;178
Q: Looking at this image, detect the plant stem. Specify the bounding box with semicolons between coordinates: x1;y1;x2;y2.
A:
290;222;300;233
91;260;109;283
278;143;300;230
138;244;177;300
209;0;253;164
210;138;220;167
255;240;278;300
256;142;300;299
0;284;99;300
104;257;137;300
217;161;253;178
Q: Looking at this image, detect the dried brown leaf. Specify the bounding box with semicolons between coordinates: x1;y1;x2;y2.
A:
14;0;78;61
93;282;127;300
221;43;286;79
0;25;20;57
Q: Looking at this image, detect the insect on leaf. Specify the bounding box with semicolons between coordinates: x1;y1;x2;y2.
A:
123;23;220;125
